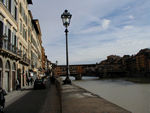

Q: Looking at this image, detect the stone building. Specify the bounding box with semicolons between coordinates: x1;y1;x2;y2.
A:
30;19;42;78
17;0;32;88
0;0;47;92
97;49;150;77
0;0;21;92
136;48;150;74
41;47;46;74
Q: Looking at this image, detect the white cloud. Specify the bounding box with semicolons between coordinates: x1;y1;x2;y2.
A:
123;25;134;30
76;18;111;35
30;0;150;64
102;19;111;29
68;25;150;64
128;15;134;20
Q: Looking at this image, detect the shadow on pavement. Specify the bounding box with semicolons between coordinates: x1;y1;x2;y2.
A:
5;88;49;113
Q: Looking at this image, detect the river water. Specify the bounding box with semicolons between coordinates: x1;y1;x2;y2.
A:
65;77;150;113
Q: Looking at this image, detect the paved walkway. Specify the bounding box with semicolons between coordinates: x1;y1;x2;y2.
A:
62;84;132;113
5;85;33;107
40;84;61;113
4;81;61;113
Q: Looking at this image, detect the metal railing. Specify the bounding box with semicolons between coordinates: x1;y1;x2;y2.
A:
0;37;30;65
22;54;30;65
0;37;21;56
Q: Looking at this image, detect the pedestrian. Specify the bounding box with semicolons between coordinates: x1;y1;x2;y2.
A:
27;78;30;86
30;78;34;85
16;79;20;90
0;87;7;108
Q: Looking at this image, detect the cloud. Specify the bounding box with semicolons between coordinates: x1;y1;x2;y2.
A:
123;25;134;30
102;19;111;29
68;25;150;64
30;0;150;64
128;15;134;20
75;18;111;35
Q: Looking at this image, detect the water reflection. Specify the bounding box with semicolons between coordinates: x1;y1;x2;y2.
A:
67;77;150;113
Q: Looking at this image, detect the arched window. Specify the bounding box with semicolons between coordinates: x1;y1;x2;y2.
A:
5;61;10;70
12;63;16;71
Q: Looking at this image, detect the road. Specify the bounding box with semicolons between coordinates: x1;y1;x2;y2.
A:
4;80;61;113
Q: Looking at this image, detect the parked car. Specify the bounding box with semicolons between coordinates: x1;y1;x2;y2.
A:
34;79;46;89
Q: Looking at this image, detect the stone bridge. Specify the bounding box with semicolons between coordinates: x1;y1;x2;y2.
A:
54;64;97;80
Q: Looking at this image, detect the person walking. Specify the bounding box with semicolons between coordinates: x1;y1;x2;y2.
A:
30;78;34;85
16;79;20;90
27;78;30;86
0;87;7;108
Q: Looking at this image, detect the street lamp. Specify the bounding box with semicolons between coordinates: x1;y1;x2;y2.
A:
61;9;72;84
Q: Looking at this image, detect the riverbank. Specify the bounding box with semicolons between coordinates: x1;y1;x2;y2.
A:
98;77;150;83
60;83;131;113
125;77;150;83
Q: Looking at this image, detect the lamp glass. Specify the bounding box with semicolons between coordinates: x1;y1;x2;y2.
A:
61;10;72;28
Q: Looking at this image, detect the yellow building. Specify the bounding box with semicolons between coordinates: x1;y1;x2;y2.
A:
17;0;32;88
0;0;19;92
0;0;44;92
30;19;42;78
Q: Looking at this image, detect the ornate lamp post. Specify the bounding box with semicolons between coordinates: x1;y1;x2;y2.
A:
61;10;72;84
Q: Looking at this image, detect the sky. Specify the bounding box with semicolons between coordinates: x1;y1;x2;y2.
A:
29;0;150;65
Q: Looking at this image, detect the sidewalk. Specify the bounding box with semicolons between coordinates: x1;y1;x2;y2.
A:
5;85;33;107
62;84;132;113
39;84;61;113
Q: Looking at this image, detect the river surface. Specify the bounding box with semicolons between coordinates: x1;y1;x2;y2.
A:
63;77;150;113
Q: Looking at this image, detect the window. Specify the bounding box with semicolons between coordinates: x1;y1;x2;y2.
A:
0;58;2;68
28;28;31;38
4;0;12;13
25;30;27;41
5;60;10;69
19;43;22;55
19;3;22;14
0;0;4;4
23;25;25;37
4;0;8;8
8;28;11;43
20;19;22;33
23;46;25;55
12;63;16;70
0;21;3;37
14;35;16;46
12;29;17;47
8;0;11;12
15;6;17;20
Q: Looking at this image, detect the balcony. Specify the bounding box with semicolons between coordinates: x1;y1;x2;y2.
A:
0;37;21;60
19;53;30;66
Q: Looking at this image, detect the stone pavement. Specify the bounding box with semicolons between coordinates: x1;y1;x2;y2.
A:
61;84;132;113
5;85;33;107
39;84;61;113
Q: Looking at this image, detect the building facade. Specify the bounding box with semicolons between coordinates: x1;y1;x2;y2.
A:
0;0;20;92
0;0;48;92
